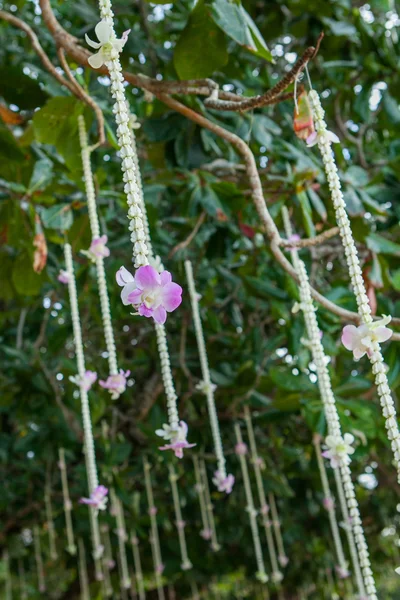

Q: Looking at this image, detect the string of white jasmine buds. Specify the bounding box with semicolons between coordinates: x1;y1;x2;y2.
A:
168;464;193;571
78;115;118;377
308;90;400;483
282;209;377;599
64;243;99;494
200;459;221;552
44;483;58;561
58;448;76;556
185;260;228;481
267;493;288;571
333;467;366;596
143;457;165;598
313;435;350;579
234;424;268;583
33;525;46;593
131;530;146;600
149;534;166;600
192;456;211;541
244;407;282;582
78;538;90;600
111;489;131;590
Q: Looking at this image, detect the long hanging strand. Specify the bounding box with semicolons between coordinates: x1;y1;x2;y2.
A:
307;89;400;482
313;434;350;580
110;489;131;590
58;448;77;555
18;559;27;600
4;551;12;600
234;424;268;584
131;530;146;600
267;494;288;571
192;456;212;542
33;525;46;593
200;459;220;552
143;458;165;600
64;242;105;572
78;116;128;400
100;525;114;597
168;464;192;571
185;260;234;494
78;538;90;600
243;407;282;582
44;481;58;561
282;208;376;599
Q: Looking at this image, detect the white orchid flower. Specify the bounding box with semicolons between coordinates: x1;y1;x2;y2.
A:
306;129;340;147
85;20;130;69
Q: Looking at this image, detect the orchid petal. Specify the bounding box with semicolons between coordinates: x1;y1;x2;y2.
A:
95;20;112;44
135;265;160;290
116;266;134;287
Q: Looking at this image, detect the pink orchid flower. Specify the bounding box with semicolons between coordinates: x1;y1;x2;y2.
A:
69;370;97;392
235;442;248;456
80;485;108;511
341;316;392;361
116;265;182;325
82;235;110;261
200;528;212;540
99;369;130;399
335;565;350;579
156;421;196;458
323;497;335;511
58;269;70;284
212;470;235;494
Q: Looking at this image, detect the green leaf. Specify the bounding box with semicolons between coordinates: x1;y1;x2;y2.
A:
307;188;327;222
392;269;400;292
0;123;25;162
173;0;228;79
244;276;288;300
40;204;73;231
322;17;358;37
297;191;315;237
27;158;53;194
210;0;272;61
383;92;400;124
343;189;364;216
12;252;44;296
189;185;223;216
366;233;400;256
344;166;369;187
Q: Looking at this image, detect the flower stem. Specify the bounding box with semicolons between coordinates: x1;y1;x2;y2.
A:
168;464;192;571
58;448;76;556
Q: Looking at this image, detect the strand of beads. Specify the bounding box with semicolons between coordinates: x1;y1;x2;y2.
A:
111;489;131;590
313;435;350;580
77;116;128;399
101;525;114;597
33;525;46;593
58;449;76;555
200;459;221;552
168;464;193;571
234;424;269;584
4;551;11;600
282;209;376;599
185;259;234;494
307;89;400;482
143;458;165;600
192;456;212;543
64;242;106;576
244;407;282;582
44;483;58;561
267;493;288;571
78;538;90;600
131;530;146;600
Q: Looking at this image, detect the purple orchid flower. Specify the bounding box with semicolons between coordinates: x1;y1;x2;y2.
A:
212;470;235;494
58;269;70;284
99;369;130;399
80;485;108;511
116;265;182;325
235;442;248;456
82;235;110;262
200;528;212;540
156;421;196;458
69;370;97;392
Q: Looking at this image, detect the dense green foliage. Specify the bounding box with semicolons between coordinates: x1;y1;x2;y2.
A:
1;0;400;597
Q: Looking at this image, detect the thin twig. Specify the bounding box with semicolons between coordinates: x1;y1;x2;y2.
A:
280;227;340;248
168;212;206;258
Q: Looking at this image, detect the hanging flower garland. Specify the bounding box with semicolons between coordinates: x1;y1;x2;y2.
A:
168;464;193;571
63;243;107;575
143;458;165;596
85;8;194;458
185;259;234;494
130;530;146;600
306;89;400;483
78;538;90;600
267;493;288;570
58;448;76;556
78;115;129;399
234;424;269;584
192;456;213;542
244;407;282;582
200;459;221;552
282;209;377;599
101;524;115;597
33;525;46;593
110;489;131;590
313;434;349;580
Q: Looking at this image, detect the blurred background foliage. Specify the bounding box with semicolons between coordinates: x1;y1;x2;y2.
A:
0;0;400;597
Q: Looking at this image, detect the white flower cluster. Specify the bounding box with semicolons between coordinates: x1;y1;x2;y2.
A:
283;209;377;599
234;423;269;584
78;116;119;381
308;90;400;485
185;260;232;491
